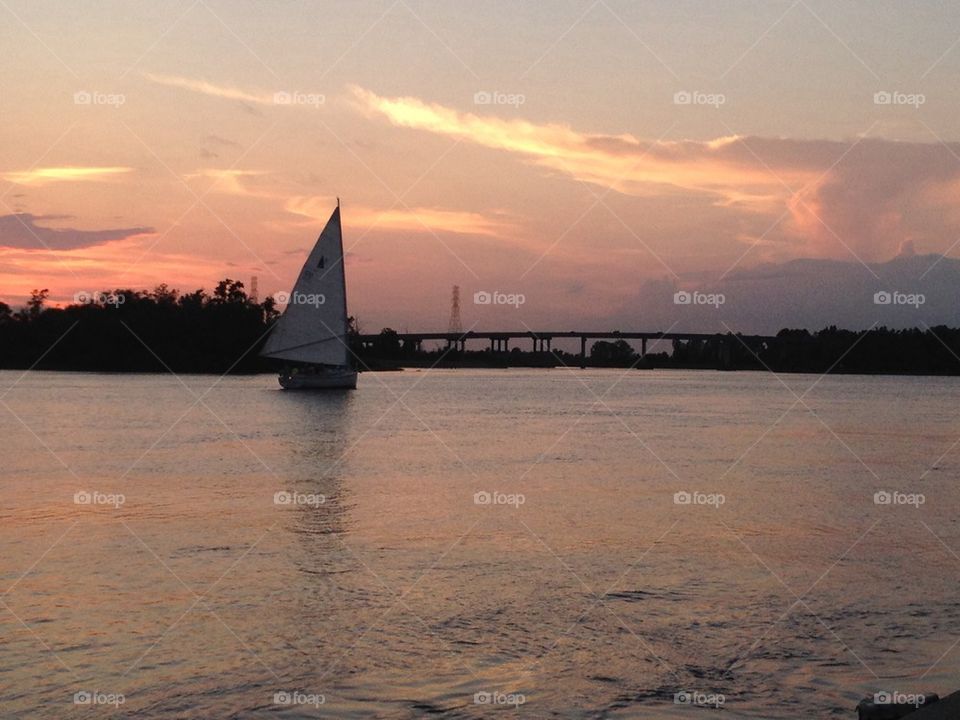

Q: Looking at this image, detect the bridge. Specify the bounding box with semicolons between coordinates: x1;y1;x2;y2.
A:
355;330;777;368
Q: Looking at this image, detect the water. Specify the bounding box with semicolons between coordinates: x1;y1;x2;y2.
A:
2;368;959;718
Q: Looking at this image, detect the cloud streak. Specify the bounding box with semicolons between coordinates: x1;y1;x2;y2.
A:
350;86;808;210
145;72;276;105
185;169;272;197
3;167;134;186
351;86;960;262
287;196;511;237
0;214;154;250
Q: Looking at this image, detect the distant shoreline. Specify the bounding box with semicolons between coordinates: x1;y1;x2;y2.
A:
5;286;960;378
5;365;960;379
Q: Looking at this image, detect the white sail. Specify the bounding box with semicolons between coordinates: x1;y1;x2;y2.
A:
261;205;350;366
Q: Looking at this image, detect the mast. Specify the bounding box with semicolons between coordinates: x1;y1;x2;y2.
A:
338;198;351;366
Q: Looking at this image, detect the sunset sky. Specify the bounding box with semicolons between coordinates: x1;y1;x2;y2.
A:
3;0;960;332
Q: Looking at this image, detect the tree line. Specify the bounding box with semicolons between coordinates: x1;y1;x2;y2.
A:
3;283;960;375
0;281;280;373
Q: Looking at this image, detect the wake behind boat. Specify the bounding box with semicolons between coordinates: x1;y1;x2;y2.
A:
260;201;357;390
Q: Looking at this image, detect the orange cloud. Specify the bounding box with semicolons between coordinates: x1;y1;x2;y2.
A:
351;87;960;262
0;236;223;305
185;169;271;197
286;196;511;237
3;167;133;186
350;86;815;210
144;72;275;105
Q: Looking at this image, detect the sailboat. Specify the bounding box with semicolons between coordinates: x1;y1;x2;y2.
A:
260;200;358;389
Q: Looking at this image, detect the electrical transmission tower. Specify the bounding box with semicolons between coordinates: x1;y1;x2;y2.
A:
447;285;463;333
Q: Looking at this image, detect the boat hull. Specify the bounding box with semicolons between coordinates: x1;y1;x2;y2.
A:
279;368;357;390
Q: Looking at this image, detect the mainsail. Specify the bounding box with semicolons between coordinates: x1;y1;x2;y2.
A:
260;205;350;366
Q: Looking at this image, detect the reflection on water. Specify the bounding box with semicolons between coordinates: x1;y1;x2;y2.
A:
2;369;960;718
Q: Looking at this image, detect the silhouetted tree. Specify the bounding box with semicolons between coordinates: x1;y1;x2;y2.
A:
375;328;402;358
0;280;281;373
152;283;178;305
213;279;247;304
591;339;635;364
21;288;48;320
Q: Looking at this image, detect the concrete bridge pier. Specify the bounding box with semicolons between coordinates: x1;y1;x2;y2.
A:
718;337;733;369
580;336;587;369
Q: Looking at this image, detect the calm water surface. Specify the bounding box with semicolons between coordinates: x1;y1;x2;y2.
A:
2;369;960;718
